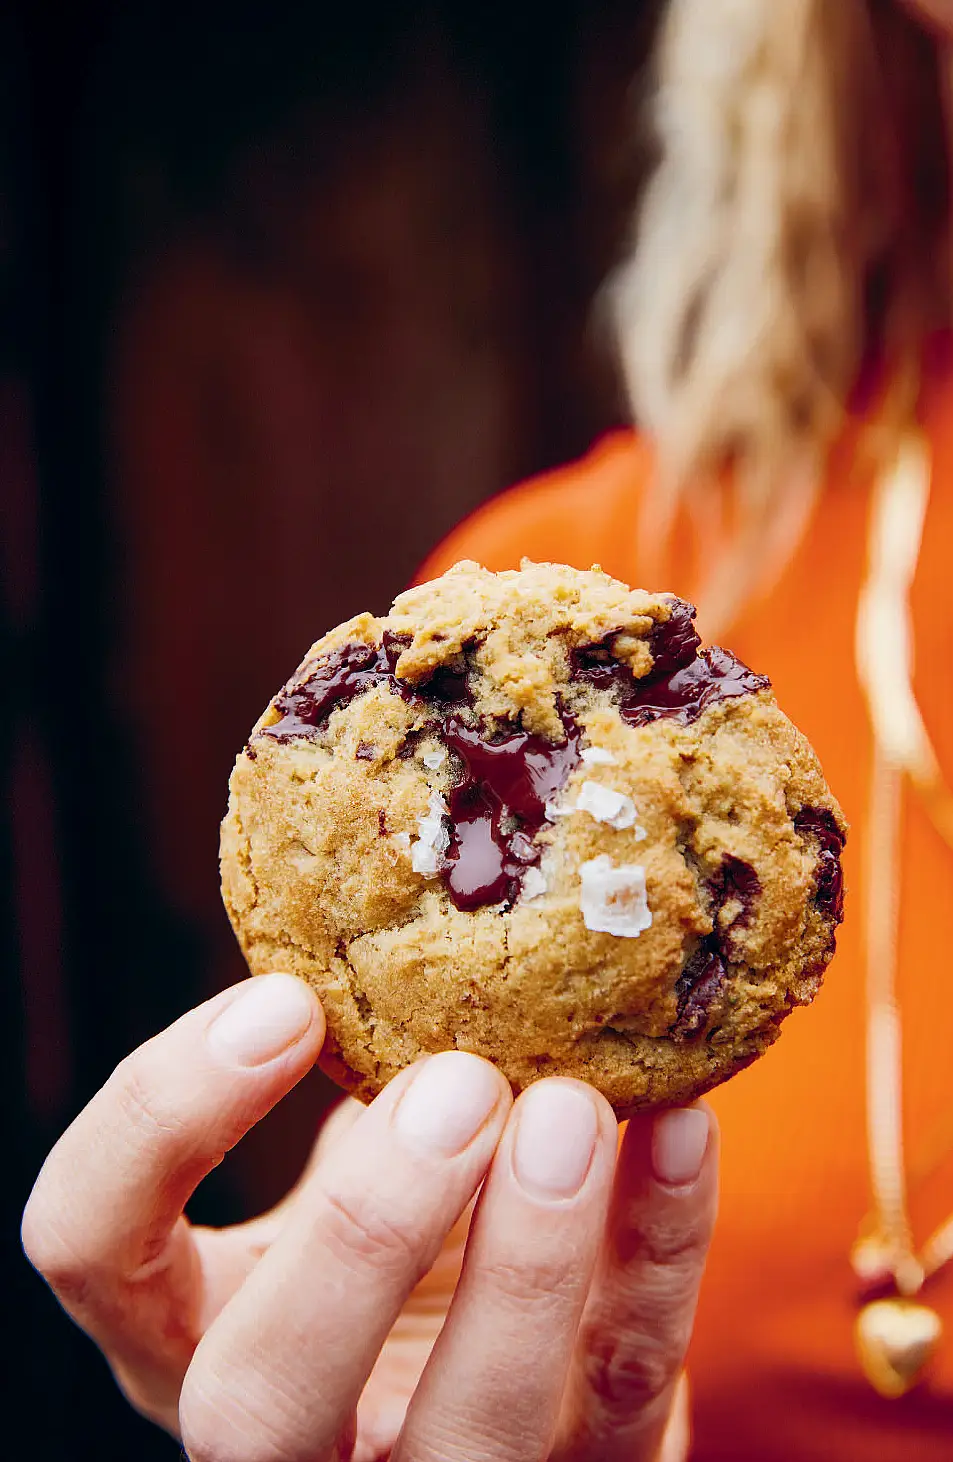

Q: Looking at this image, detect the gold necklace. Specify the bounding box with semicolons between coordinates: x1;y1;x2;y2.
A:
852;431;953;1398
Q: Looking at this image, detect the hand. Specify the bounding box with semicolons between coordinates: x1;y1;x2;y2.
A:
22;973;718;1461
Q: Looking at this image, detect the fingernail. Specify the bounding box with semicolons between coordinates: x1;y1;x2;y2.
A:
207;974;316;1067
652;1108;710;1188
512;1082;599;1201
394;1052;502;1157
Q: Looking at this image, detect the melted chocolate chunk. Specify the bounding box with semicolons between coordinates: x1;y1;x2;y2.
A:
570;596;698;692
262;637;473;743
713;855;760;917
259;637;582;911
670;855;759;1040
648;596;702;678
710;855;760;944
671;938;727;1041
572;601;768;728
568;649;629;696
381;629;412;667
384;629;472;705
397;727;431;760
442;718;582;910
417;664;471;706
264;642;395;739
619;648;769;727
794;807;846;923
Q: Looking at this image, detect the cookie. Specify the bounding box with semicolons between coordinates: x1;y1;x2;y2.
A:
221;560;846;1112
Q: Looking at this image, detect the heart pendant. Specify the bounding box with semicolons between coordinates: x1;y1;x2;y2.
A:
855;1299;943;1398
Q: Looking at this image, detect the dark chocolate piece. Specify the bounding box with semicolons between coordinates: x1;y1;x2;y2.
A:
671;938;727;1041
710;855;761;946
259;638;581;911
572;599;768;728
442;718;582;910
670;855;759;1039
264;642;394;739
261;637;472;743
794;807;846;923
620;647;769;728
647;596;702;678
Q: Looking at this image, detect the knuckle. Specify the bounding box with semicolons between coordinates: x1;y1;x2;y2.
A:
409;1408;537;1462
582;1325;682;1419
20;1186;55;1274
317;1183;427;1277
636;1211;711;1272
110;1051;191;1147
21;1189;94;1308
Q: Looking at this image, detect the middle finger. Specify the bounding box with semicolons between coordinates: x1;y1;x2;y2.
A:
179;1051;511;1462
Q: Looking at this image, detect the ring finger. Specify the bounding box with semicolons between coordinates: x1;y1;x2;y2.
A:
392;1079;618;1462
553;1105;717;1462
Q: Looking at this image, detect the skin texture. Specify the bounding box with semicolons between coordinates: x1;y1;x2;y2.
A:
22;974;717;1461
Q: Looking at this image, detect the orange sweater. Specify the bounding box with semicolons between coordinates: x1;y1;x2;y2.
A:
418;358;953;1459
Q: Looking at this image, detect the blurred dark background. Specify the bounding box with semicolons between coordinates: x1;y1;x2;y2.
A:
2;1;662;1454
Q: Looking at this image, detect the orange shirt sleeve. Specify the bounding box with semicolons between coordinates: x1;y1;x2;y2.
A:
414;430;651;584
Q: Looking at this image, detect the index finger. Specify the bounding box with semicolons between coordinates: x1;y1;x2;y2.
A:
21;974;323;1326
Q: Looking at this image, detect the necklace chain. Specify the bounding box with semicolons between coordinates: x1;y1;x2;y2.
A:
852;432;952;1394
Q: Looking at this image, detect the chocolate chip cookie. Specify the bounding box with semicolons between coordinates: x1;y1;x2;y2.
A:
221;560;846;1111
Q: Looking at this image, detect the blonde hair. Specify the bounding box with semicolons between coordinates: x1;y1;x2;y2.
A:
612;0;950;629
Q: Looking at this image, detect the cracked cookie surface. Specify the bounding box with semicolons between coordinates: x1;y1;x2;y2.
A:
221;560;846;1111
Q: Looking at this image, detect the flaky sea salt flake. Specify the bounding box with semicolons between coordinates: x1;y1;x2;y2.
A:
520;867;547;902
574;781;638;830
580;746;616;766
411;790;451;877
579;855;652;937
546;781;638;831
